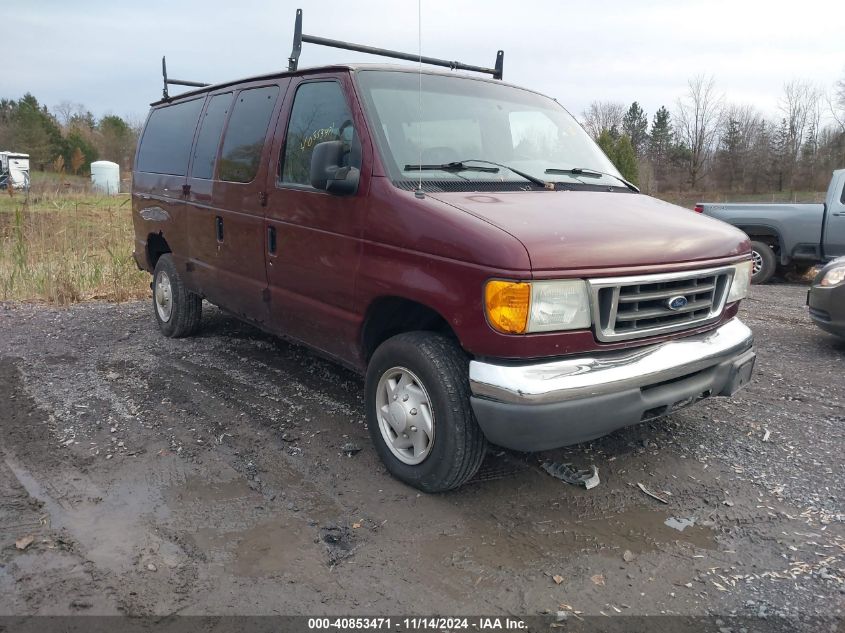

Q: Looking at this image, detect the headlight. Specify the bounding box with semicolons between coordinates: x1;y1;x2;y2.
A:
528;280;592;332
727;261;752;303
820;265;845;287
485;279;591;334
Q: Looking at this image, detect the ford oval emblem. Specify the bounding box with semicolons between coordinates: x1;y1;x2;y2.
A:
667;295;689;311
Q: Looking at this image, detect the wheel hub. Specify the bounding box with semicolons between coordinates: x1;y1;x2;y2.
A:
375;367;435;465
388;401;409;433
155;272;173;322
751;250;763;276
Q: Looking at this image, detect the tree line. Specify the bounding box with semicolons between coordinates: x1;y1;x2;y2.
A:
2;73;845;192
583;73;845;195
0;94;139;175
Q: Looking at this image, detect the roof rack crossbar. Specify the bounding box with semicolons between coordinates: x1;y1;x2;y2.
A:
161;57;211;101
287;9;504;80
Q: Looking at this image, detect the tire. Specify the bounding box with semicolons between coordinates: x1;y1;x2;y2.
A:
750;240;777;284
152;254;202;338
365;332;486;492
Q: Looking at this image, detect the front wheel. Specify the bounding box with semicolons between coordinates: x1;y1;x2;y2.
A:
152;254;202;337
365;332;486;492
750;240;777;284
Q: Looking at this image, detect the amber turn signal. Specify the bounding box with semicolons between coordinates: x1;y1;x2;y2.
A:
485;280;530;334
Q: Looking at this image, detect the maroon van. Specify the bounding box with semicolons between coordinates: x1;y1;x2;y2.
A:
132;15;755;491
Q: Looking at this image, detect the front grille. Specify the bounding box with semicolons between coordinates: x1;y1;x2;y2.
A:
589;267;733;342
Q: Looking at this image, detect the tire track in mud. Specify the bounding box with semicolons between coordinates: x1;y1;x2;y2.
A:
0;291;843;620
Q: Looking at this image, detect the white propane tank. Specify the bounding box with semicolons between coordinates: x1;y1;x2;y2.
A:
90;161;120;195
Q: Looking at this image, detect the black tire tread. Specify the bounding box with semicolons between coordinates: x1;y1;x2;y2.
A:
153;254;202;338
366;331;486;492
750;240;777;284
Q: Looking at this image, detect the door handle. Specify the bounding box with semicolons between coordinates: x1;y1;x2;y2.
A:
267;226;277;254
215;216;224;242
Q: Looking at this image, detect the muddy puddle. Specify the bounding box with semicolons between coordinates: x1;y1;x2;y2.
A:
4;455;173;574
421;505;715;572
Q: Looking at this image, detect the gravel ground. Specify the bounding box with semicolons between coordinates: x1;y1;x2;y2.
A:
0;282;842;630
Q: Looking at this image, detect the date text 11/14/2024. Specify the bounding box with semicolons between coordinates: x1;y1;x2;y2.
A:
307;617;528;630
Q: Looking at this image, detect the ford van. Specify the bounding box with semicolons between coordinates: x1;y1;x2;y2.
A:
132;13;755;491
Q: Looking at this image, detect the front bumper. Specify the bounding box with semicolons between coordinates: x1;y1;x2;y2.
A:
808;284;845;337
469;318;756;451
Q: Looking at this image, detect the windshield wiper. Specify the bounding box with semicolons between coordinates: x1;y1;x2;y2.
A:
405;159;551;189
403;161;499;174
544;167;640;192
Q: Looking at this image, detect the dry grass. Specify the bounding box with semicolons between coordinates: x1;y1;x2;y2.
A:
0;171;828;306
0;173;148;305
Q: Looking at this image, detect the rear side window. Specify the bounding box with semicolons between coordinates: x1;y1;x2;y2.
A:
280;81;358;186
137;98;204;176
191;93;233;180
218;86;280;183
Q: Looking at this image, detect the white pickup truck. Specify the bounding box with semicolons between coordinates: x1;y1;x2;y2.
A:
695;169;845;283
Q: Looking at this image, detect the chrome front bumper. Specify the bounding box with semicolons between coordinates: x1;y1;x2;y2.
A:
468;318;755;451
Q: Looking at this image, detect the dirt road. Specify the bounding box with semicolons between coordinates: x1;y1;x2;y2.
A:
0;283;842;627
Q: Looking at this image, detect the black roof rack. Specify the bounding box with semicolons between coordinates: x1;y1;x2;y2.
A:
161;57;210;101
159;8;503;102
287;8;504;80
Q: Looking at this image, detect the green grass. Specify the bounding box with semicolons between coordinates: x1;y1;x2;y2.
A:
0;172;148;304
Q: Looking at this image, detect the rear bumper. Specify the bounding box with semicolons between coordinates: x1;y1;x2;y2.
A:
469;318;755;451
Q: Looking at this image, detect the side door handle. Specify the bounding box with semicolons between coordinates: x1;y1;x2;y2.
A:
267;226;277;254
215;216;224;242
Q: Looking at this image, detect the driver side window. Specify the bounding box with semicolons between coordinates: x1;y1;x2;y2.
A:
279;81;360;186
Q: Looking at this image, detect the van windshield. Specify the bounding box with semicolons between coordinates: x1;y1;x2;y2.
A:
356;70;623;190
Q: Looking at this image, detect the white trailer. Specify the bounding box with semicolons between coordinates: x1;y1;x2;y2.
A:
0;151;31;190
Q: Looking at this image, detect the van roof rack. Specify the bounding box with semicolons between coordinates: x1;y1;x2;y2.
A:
287;8;504;80
161;57;210;101
159;8;504;101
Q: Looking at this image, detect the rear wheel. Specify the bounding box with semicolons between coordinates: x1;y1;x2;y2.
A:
152;254;202;337
365;332;486;492
750;240;777;284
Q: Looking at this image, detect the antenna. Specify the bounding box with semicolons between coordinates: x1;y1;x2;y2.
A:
414;0;424;199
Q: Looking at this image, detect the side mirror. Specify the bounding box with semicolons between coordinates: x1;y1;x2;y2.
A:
310;140;359;195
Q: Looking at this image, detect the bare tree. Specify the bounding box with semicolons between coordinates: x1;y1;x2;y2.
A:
830;69;845;131
53;101;84;128
674;75;723;189
715;104;763;191
777;80;822;188
581;101;625;140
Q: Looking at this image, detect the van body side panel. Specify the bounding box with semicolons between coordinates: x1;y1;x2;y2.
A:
264;197;366;363
132;172;190;272
133;97;205;273
264;74;368;363
185;81;289;327
184;91;233;303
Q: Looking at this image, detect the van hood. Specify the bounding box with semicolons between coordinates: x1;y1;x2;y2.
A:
428;190;749;272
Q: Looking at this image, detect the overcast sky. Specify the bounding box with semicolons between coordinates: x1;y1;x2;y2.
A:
6;0;844;125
